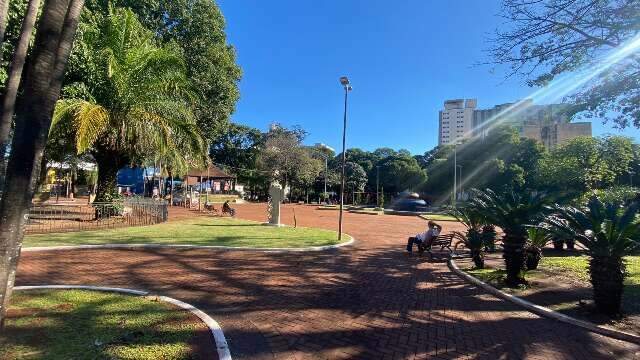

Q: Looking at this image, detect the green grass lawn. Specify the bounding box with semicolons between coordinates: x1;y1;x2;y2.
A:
466;255;640;297
0;290;207;359
24;217;345;248
541;255;640;298
418;214;459;222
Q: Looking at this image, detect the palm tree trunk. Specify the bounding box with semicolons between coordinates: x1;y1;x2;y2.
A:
0;0;42;191
0;0;83;327
590;255;625;315
503;233;527;286
93;151;123;203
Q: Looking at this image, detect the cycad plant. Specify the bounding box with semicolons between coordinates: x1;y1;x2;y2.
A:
451;207;486;268
524;227;551;270
49;8;206;202
469;189;547;286
481;224;497;252
543;198;640;315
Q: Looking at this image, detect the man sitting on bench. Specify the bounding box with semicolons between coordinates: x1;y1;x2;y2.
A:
406;221;441;254
222;200;236;217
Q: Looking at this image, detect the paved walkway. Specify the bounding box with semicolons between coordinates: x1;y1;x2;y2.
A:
16;204;640;359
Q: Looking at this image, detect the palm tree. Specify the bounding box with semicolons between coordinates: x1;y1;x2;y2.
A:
543;198;640;315
50;8;206;203
451;207;486;268
524;227;551;270
468;188;547;286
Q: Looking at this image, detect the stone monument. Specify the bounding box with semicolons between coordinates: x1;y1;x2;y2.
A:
267;180;284;226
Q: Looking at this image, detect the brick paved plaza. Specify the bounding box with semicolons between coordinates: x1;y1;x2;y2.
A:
15;204;640;359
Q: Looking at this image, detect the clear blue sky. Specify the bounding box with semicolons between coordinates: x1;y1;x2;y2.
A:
217;0;639;155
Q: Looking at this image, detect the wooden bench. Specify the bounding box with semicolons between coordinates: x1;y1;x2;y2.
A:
418;233;455;258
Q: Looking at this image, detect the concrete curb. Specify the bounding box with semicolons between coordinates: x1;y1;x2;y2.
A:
13;285;232;360
23;235;355;254
448;259;640;345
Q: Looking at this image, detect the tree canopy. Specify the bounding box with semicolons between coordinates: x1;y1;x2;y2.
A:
50;7;206;201
489;0;640;128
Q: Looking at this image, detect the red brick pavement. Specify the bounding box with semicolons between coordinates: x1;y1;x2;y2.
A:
15;203;640;359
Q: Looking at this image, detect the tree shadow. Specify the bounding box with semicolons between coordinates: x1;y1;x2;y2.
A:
16;245;640;359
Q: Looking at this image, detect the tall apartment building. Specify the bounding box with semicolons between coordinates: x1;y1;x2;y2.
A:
438;98;592;147
438;99;477;145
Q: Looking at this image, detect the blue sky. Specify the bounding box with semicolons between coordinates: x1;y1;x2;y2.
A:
217;0;639;155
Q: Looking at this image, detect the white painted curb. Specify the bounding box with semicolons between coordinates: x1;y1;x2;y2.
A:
13;285;232;360
448;259;640;345
23;235;355;254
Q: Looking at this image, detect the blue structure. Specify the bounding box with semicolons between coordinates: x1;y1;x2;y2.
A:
117;167;146;194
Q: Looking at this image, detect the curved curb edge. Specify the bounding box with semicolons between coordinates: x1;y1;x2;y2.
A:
23;235;355;254
447;259;640;345
13;285;232;360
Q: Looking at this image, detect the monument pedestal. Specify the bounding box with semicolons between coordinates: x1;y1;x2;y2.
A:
267;182;283;226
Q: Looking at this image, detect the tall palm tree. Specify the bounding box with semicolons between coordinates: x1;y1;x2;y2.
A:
50;8;206;203
543;198;640;315
468;188;547;286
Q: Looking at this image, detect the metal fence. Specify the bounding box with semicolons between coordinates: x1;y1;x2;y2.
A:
25;198;168;235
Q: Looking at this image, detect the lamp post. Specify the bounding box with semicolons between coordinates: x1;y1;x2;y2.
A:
315;143;334;204
338;76;352;241
376;165;380;207
456;164;463;201
452;144;457;206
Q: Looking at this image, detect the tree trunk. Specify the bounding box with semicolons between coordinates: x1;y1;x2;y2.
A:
0;0;10;54
0;0;83;327
93;151;124;203
502;233;527;287
0;0;43;191
590;255;625;315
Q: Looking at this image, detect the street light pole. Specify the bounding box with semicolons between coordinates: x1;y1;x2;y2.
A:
338;76;352;241
452;144;457;206
457;164;463;201
324;156;328;201
376;165;380;207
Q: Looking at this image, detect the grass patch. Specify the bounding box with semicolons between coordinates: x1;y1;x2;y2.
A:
24;217;344;249
0;289;206;359
418;214;458;222
541;255;640;298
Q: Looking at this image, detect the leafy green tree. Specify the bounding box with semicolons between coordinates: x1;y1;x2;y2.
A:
84;0;241;142
345;161;367;194
489;0;640;128
209;123;262;185
50;8;206;202
377;152;427;194
421;126;544;203
257;124;311;192
543;198;640;314
537;136;634;194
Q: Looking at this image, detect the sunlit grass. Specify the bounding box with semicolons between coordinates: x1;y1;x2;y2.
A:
542;255;640;298
24;217;344;248
0;290;204;359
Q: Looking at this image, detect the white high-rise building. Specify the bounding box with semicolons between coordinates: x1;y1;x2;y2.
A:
438;99;477;145
438;98;592;148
